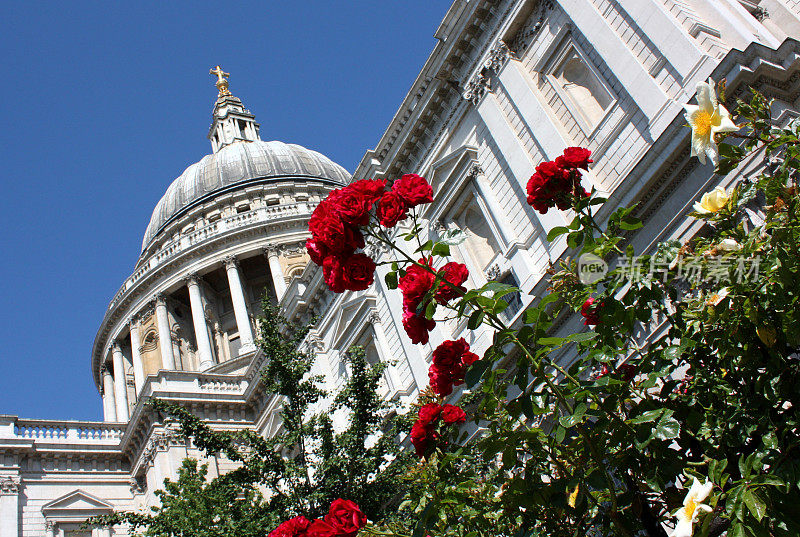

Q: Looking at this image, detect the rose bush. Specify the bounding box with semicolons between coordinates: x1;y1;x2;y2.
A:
303;85;800;537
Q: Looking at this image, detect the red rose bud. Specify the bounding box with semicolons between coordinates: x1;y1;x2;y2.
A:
376;190;409;228
581;297;602;326
392;173;433;206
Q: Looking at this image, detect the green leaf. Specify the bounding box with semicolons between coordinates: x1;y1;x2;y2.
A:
431;242;451;257
468;310;485;330
653;415;680;441
744;489;767;522
465;360;490;388
384;271;398;290
547;226;570;242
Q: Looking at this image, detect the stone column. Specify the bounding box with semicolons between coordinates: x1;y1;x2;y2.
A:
101;365;117;422
470;165;515;246
186;274;215;370
264;245;287;301
223;256;256;354
111;343;130;422
129;316;145;394
155;294;176;370
0;476;20;537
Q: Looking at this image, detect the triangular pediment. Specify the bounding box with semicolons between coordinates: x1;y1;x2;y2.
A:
42;490;113;514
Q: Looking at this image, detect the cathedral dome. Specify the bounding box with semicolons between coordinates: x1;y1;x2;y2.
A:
141;140;351;251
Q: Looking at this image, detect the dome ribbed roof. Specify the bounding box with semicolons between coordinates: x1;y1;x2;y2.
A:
142;140;350;251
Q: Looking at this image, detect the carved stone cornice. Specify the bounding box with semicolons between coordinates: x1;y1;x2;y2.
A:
138;426;186;471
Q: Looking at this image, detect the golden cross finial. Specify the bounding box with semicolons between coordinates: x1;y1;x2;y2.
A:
210;65;231;97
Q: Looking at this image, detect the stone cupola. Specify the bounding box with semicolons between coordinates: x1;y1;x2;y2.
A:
208;65;261;152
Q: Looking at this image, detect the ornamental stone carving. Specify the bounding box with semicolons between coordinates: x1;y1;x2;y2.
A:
0;475;20;494
222;255;239;269
485;41;512;72
467;164;484;180
463;71;491;106
368;311;382;325
485;264;502;281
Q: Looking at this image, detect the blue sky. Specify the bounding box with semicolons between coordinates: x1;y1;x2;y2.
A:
0;2;450;421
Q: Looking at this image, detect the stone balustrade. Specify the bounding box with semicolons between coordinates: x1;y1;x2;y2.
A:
0;416;124;445
108;201;313;309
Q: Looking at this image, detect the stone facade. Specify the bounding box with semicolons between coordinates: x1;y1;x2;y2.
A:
2;1;800;535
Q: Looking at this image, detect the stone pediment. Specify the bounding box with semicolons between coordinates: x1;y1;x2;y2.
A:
42;490;113;514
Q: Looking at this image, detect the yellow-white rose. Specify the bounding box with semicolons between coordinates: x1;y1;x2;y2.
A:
684;79;738;165
669;477;713;537
693;186;730;214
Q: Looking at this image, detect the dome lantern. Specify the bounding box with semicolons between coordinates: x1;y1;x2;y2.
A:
208;66;261;153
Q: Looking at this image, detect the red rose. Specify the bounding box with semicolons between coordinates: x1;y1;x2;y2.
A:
309;213;346;252
461;350;479;366
441;404;466;425
306;238;328;266
418;402;442;424
323;255;346;294
428;339;475;396
325;499;367;537
399;260;435;312
349;178;386;204
617;363;637;382
435;262;469;304
402;310;435;345
581;297;601;326
392;174;433;206
410;419;434;458
306;519;338;537
326;187;373;227
269;516;312;537
376;191;408;228
432;338;469;369
341;253;376;291
428;365;454;396
525;156;588;214
555;147;593;170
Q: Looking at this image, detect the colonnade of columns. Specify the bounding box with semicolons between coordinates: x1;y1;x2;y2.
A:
100;250;289;422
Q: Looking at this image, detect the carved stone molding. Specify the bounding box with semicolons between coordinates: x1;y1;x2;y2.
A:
485;264;502;281
368;311;382;325
222;255;239;269
139;427;186;470
263;244;280;257
0;475;20;495
485;40;512;72
306;331;326;353
467;164;484;180
463;71;491;106
155;293;168;307
184;273;200;287
129;476;144;495
508;0;553;56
